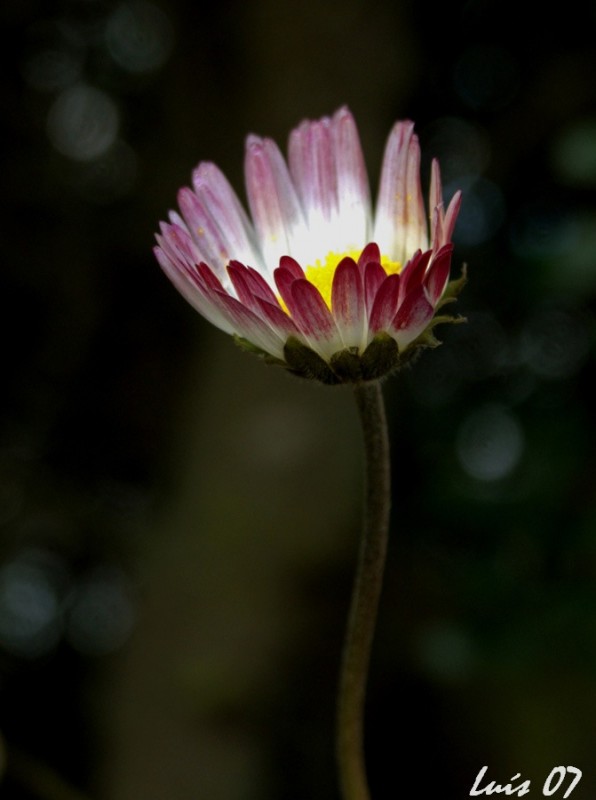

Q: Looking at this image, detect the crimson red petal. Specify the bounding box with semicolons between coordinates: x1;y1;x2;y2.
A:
398;249;431;305
274;267;298;311
197;261;225;292
331;257;364;343
227;262;260;312
364;261;387;315
212;290;285;356
369;273;400;333
279;255;305;279
255;297;300;336
357;242;381;271
245;266;281;305
393;284;433;332
424;244;453;305
290;279;337;337
227;260;280;309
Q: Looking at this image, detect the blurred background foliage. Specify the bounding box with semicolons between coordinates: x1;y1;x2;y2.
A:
2;0;596;797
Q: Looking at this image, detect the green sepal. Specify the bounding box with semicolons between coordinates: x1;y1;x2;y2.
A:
401;265;468;355
360;333;401;381
329;347;363;382
283;336;341;385
437;264;467;309
416;312;467;347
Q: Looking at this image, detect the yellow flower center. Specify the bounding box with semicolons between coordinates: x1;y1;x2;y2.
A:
303;249;401;309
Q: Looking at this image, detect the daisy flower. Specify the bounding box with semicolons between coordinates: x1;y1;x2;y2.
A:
154;107;464;384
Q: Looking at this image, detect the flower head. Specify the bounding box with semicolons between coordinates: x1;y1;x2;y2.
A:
154;107;464;384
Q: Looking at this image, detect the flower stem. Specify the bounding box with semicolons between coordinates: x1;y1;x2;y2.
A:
337;380;391;800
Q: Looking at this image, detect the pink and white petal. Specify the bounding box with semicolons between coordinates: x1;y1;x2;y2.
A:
254;297;301;339
244;265;282;305
177;187;233;278
424;244;453;305
368;273;401;334
211;290;287;359
167;210;190;231
429;159;443;230
227;262;261;312
373;120;415;261
375;124;430;261
159;242;288;359
192;161;262;268
290;279;343;357
154;247;236;335
403;137;429;256
196;261;225;292
391;285;434;348
244;135;307;268
154;234;201;290
288;116;337;223
430;206;444;253
331;257;365;348
429;162;462;249
157;222;203;268
332;106;372;248
287;121;309;201
227;260;284;312
440;191;462;247
363;260;387;315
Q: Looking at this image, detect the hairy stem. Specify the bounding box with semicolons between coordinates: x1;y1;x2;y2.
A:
336;380;391;800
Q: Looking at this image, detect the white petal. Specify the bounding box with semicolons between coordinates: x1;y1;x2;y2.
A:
244;135;307;271
332;106;372;250
373;121;428;263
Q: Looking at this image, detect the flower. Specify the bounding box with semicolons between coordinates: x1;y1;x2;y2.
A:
154;107;464;384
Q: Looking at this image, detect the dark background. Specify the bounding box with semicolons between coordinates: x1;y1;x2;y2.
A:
2;0;596;798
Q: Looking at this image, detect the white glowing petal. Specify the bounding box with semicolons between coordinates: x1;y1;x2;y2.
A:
332;107;372;249
244;135;308;272
373;120;429;263
287;106;372;265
